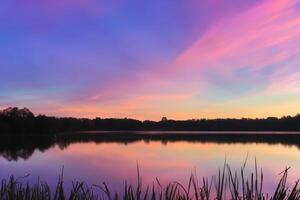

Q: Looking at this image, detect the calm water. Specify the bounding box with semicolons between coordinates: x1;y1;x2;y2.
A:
0;131;300;195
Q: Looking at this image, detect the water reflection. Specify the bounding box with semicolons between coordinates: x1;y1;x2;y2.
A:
1;132;300;161
0;132;300;195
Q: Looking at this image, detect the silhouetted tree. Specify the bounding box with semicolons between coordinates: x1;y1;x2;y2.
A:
1;107;300;134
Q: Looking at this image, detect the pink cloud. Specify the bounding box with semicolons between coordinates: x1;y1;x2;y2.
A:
266;66;300;95
48;0;300;119
175;0;300;76
34;91;196;120
9;0;300;119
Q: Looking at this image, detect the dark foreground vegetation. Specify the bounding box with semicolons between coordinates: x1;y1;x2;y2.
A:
1;107;300;134
1;163;299;200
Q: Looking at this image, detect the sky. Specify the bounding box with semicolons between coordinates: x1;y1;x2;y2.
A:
1;0;300;120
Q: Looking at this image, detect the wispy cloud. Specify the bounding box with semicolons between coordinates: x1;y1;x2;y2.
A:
1;0;300;119
175;0;300;97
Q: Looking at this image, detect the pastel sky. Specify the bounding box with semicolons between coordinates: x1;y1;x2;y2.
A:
1;0;300;120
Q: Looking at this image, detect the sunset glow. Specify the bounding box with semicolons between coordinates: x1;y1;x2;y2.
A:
1;0;300;120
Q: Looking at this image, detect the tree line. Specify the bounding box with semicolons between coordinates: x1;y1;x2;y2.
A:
1;110;300;134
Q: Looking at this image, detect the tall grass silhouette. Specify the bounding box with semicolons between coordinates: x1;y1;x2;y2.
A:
0;162;299;200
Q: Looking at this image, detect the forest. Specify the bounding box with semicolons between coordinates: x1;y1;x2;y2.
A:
1;107;300;134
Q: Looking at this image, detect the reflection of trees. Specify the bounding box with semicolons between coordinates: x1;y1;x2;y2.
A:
0;136;56;161
1;149;35;161
1;133;300;161
1;109;300;160
57;142;70;150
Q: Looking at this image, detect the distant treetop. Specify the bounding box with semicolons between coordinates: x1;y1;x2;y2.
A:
0;107;34;118
161;117;168;121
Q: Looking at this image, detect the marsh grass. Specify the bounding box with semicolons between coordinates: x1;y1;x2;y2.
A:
0;162;299;200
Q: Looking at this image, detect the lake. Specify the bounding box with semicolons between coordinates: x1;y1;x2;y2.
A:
0;131;300;196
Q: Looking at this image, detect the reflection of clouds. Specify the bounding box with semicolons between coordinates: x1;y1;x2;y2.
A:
1;138;300;194
57;141;300;192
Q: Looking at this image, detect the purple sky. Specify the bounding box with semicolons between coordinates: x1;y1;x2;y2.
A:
1;0;300;120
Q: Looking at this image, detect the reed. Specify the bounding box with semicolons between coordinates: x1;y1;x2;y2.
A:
0;162;299;200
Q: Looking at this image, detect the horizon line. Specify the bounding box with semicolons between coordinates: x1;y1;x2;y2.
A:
1;106;300;122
